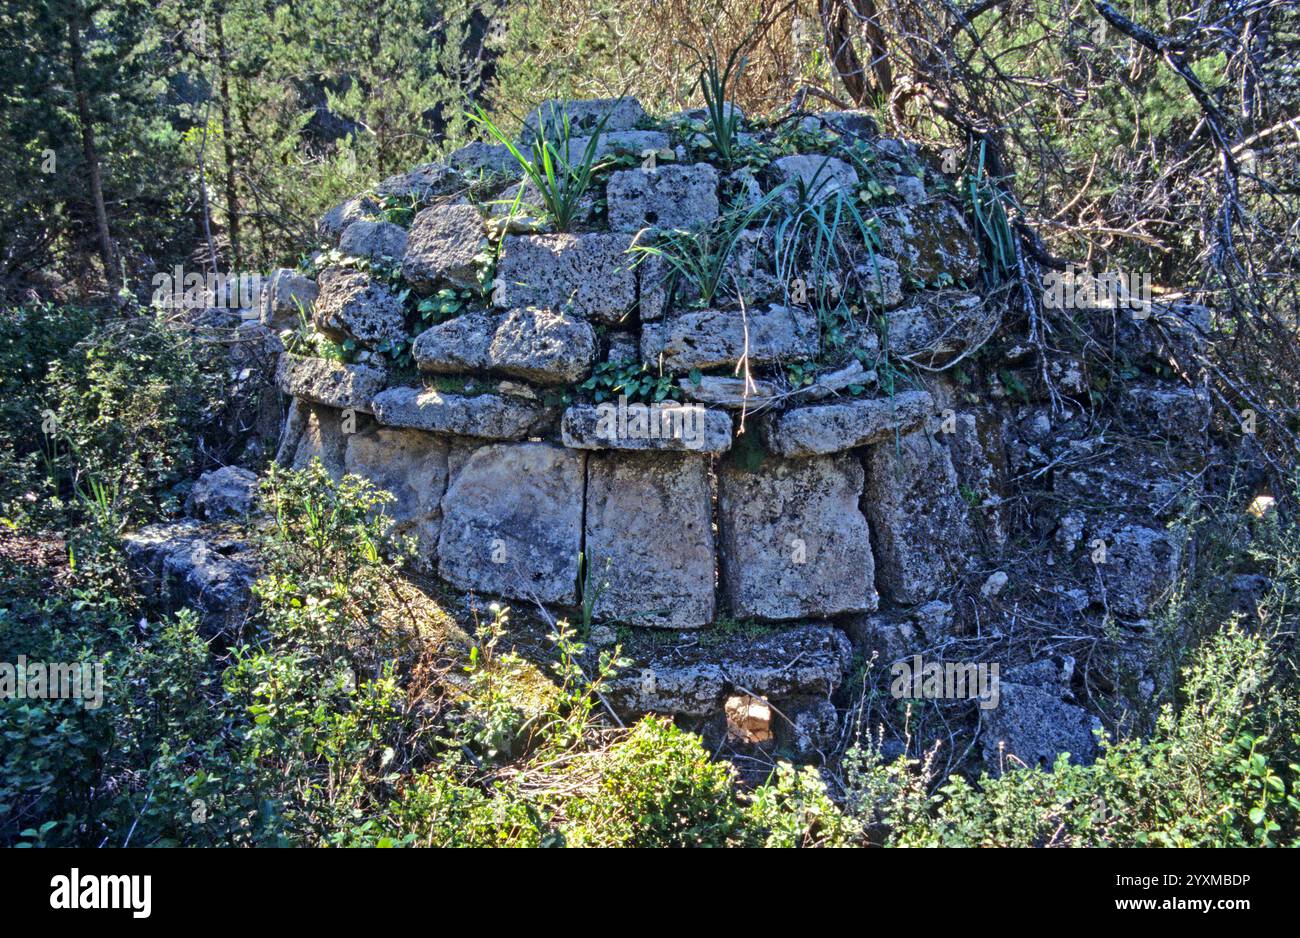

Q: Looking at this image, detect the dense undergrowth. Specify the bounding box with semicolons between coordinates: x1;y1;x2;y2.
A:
0;302;1297;847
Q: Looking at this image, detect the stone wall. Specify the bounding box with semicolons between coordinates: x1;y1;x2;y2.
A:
247;96;1217;764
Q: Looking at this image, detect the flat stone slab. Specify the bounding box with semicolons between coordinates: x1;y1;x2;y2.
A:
371;385;555;440
520;97;646;145
493;233;636;323
313;269;406;344
560;403;732;453
717;453;877;620
402;203;487;290
275;355;388;412
760;389;933;456
605;624;853;716
437;442;585;605
641;304;818;373
344;426;450;567
772;155;859;204
412;307;596;385
606;163;719;232
584;451;716;628
863;428;973;605
678;375;779;410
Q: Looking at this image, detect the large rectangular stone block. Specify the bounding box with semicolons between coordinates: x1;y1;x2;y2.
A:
412;308;596;385
640;304;818;373
493;233;637;323
371;385;556;440
344;426;450;567
760;389;933;457
275;355;387;412
584;452;716;628
717;453;876;620
863;428;972;604
437;443;585;605
607;164;719;232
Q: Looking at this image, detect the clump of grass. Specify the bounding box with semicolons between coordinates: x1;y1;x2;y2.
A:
472;103;609;232
688;38;748;167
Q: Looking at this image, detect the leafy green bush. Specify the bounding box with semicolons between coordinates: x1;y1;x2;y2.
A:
562;716;746;847
38;310;226;525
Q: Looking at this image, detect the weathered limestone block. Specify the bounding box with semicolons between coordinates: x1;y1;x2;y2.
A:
982;680;1102;772
447;141;518;177
760;389;933;457
678;375;779;410
885;292;992;364
637;251;673;321
185;466;259;521
776;697;840;760
318;195;381;242
1119;383;1211;442
376;162;457;200
437;442;585;604
944;410;1008;546
344;426;449;565
605;624;852;716
855;255;903;308
1095;523;1182;617
313;270;406;344
877;202;980;284
640;304;818;373
863;428;973;605
339;219;409;263
771;155;859;204
560;402;732;453
275;397;309;466
290;404;351;477
401;203;487;290
717;454;876;620
564;130;670;164
493;233;636;323
520;98;647;145
412;308;596;385
275;355;388;412
820;110;877;139
123;521;258;639
371;385;555;440
259;268;318;330
606;164;719;232
584;451;716;628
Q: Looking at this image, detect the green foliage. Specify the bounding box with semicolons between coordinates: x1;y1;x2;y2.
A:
563;716;747;847
473;104;607;232
43;312;227;524
689;38;747;167
580;357;679;404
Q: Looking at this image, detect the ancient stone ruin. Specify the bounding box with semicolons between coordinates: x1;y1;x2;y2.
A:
133;95;1220;768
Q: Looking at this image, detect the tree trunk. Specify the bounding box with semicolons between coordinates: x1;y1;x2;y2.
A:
214;4;242;268
67;10;117;286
